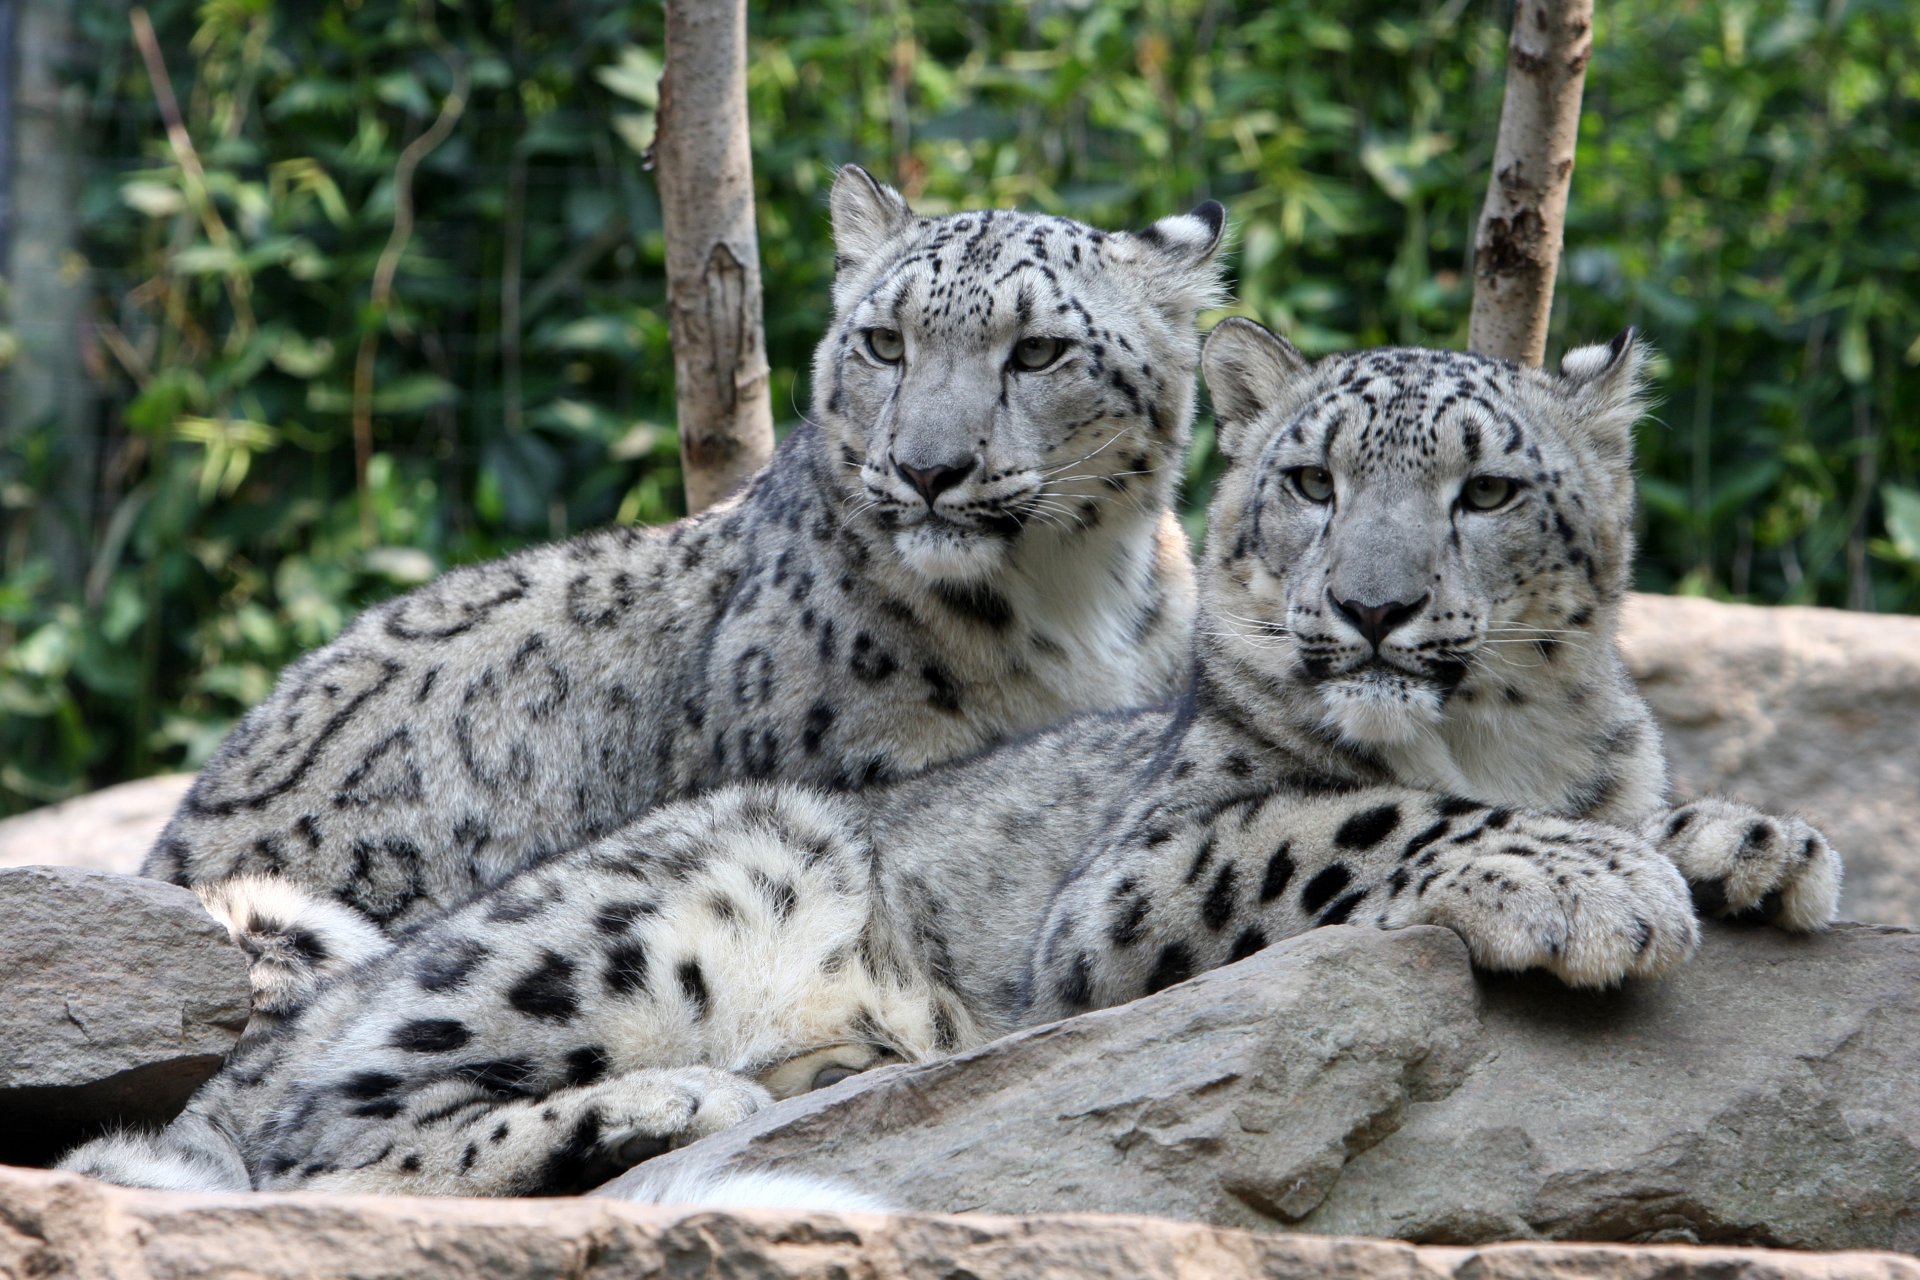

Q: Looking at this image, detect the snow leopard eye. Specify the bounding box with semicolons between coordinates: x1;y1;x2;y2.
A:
865;327;905;363
1461;475;1517;511
810;1064;861;1091
1288;466;1335;504
1010;335;1067;371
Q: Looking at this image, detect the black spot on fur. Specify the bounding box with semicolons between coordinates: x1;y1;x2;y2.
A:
1318;889;1368;926
455;1058;537;1097
391;1018;473;1053
1145;944;1195;995
507;951;580;1022
603;941;650;997
1334;805;1402;850
677;960;711;1018
416;938;491;993
1202;863;1238;931
1227;926;1267;963
1058;953;1094;1010
1666;809;1695;838
594;900;657;935
1259;844;1296;902
1301;864;1353;915
341;1071;402;1100
564;1045;611;1086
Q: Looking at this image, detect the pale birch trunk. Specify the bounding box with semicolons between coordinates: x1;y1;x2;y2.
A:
1467;0;1595;366
655;0;775;514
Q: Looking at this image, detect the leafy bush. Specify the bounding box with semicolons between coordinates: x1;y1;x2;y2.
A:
0;0;1914;813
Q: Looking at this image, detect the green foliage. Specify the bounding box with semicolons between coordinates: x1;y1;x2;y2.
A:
0;0;1915;814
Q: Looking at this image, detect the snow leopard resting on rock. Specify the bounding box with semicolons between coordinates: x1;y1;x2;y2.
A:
63;325;1841;1199
147;166;1229;996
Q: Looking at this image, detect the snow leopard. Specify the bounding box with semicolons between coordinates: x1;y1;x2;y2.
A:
64;326;1840;1199
145;165;1229;975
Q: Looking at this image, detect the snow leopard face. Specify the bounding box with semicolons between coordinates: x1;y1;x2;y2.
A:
813;167;1226;584
1200;319;1648;750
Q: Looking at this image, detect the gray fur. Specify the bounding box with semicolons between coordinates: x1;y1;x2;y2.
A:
67;331;1840;1198
144;168;1227;932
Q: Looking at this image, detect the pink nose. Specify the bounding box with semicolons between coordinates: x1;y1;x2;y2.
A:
897;458;976;505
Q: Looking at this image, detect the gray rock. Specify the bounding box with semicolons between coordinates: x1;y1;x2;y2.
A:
605;921;1920;1253
1622;594;1920;926
0;774;191;876
0;864;250;1166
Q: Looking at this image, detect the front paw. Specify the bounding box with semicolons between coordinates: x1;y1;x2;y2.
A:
1654;799;1842;933
1389;819;1699;988
598;1067;772;1167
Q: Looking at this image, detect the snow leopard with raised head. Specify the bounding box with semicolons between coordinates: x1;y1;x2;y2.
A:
148;165;1228;996
65;325;1840;1199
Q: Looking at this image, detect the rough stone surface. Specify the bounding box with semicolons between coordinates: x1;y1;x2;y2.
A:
1;1166;1913;1280
0;774;191;876
0;865;250;1167
608;921;1920;1254
1622;594;1920;926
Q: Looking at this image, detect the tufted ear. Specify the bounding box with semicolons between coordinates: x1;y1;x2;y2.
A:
1202;318;1313;460
1558;328;1651;466
829;164;913;278
1110;200;1231;318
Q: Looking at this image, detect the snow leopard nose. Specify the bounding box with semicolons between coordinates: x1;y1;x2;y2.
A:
1329;591;1428;651
896;457;977;506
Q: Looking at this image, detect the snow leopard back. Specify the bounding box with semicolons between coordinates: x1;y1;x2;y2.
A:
145;167;1228;934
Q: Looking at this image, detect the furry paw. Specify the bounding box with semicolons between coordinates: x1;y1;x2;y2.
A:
596;1067;771;1167
1653;799;1842;932
1389;819;1699;988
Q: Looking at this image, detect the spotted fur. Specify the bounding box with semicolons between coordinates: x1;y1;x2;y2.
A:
67;331;1841;1198
145;167;1227;935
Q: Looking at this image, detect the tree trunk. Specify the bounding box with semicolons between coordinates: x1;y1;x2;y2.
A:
2;0;94;589
655;0;774;515
1467;0;1595;367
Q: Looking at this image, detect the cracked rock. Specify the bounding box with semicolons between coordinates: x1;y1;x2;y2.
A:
5;1163;1918;1280
0;864;251;1166
605;921;1920;1253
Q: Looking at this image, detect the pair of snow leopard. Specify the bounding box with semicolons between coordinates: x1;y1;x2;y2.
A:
63;169;1841;1200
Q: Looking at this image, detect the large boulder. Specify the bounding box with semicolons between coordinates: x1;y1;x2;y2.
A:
606;920;1920;1254
0;865;250;1167
1622;594;1920;926
0;773;191;875
0;1165;1913;1280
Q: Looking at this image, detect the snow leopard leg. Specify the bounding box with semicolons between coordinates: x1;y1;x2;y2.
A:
197;874;393;1018
1650;797;1842;931
1027;786;1700;1021
58;1076;251;1191
274;1066;770;1196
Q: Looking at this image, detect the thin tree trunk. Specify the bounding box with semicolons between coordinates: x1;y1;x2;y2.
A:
1467;0;1594;367
655;0;774;515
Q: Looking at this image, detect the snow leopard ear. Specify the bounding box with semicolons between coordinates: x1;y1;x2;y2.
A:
1558;328;1651;466
1113;200;1230;318
829;164;914;279
1202;317;1313;461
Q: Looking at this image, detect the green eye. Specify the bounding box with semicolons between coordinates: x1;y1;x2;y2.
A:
865;328;905;363
1011;336;1067;371
1290;466;1335;504
1462;475;1516;511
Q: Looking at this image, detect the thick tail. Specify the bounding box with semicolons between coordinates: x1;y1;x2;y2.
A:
196;875;392;1018
605;1164;895;1213
58;1108;251;1192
